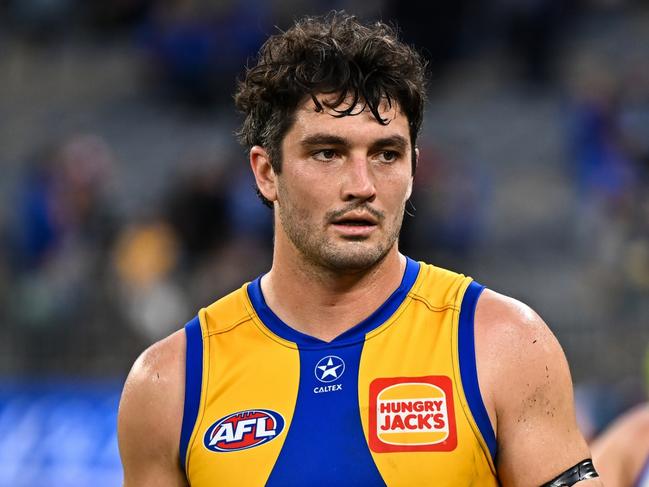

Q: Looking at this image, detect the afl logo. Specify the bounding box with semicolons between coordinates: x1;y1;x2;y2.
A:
203;409;284;452
314;355;345;383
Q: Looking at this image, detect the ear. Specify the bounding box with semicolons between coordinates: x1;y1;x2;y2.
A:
250;146;278;203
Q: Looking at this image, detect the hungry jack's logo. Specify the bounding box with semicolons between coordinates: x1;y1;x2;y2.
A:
368;376;457;452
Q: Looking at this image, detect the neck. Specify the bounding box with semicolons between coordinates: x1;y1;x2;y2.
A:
261;243;406;342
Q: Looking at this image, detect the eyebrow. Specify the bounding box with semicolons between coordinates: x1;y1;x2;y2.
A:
300;134;409;151
300;134;348;148
370;135;409;152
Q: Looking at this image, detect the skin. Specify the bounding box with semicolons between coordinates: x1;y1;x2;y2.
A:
591;403;649;487
118;94;603;486
118;330;188;487
251;96;413;340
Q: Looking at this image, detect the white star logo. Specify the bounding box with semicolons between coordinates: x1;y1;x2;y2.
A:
314;355;345;383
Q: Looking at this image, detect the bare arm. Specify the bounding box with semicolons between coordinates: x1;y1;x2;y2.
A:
118;330;189;487
475;290;603;486
591;404;649;487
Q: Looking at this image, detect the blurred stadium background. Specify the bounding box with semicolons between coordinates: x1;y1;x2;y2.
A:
0;0;648;484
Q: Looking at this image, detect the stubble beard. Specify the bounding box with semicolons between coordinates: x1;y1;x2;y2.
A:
277;194;405;274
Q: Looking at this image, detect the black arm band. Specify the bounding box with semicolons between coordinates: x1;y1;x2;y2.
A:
540;459;599;487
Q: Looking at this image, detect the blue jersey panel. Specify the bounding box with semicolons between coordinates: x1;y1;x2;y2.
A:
266;341;385;487
180;316;203;471
458;281;497;461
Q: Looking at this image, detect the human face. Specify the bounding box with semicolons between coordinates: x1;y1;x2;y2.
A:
271;96;415;272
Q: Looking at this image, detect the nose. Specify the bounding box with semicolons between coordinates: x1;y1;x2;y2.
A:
340;155;376;202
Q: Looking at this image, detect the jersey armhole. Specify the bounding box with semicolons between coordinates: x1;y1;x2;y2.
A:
458;281;498;462
179;316;204;474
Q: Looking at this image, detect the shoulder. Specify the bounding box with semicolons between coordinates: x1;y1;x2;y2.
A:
474;288;565;412
122;327;186;394
475;288;551;343
473;289;595;484
474;288;567;403
119;328;186;439
118;329;187;478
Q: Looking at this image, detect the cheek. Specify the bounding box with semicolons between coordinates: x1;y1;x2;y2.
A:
277;174;325;219
380;174;413;207
281;165;335;202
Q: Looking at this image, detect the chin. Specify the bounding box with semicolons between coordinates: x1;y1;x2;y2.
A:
316;243;391;272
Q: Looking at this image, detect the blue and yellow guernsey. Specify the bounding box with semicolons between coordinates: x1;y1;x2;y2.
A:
179;257;499;486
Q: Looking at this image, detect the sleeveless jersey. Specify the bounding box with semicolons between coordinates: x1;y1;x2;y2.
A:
179;257;498;486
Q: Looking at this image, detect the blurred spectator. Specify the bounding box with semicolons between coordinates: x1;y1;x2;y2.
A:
112;217;188;341
12;151;60;271
111;145;274;341
401;142;489;262
9;134;117;331
11;134;116;269
618;62;649;290
137;0;268;107
113;219;178;290
165;155;233;268
566;57;649;294
567;66;635;205
225;163;273;243
162;149;272;307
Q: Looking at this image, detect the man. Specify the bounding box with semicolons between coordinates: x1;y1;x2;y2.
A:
118;12;602;486
592;403;649;486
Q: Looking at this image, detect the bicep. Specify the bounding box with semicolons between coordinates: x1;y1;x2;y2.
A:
496;335;590;485
476;291;596;486
118;333;188;487
118;389;188;487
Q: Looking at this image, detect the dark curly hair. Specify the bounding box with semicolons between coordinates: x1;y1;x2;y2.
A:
234;12;428;206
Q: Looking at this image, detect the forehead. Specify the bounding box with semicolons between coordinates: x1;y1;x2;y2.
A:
287;94;411;141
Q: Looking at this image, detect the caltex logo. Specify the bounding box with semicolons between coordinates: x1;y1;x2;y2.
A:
314;355;345;383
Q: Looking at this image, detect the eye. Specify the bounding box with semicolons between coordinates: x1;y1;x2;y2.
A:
312;149;338;162
376;150;400;163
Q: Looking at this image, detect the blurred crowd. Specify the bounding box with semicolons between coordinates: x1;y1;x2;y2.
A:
0;0;647;426
0;2;648;485
567;56;649;295
1;131;276;371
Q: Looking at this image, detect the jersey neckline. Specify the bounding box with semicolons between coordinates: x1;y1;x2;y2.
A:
246;256;421;349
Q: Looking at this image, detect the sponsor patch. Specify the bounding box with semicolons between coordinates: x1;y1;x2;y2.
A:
314;355;345;383
203;409;284;452
368;376;457;452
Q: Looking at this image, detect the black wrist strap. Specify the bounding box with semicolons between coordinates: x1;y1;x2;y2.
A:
540;459;599;487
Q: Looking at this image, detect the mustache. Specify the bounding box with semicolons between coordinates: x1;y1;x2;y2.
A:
326;203;385;223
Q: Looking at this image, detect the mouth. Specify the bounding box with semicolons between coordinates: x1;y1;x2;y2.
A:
331;212;378;225
330;213;379;237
